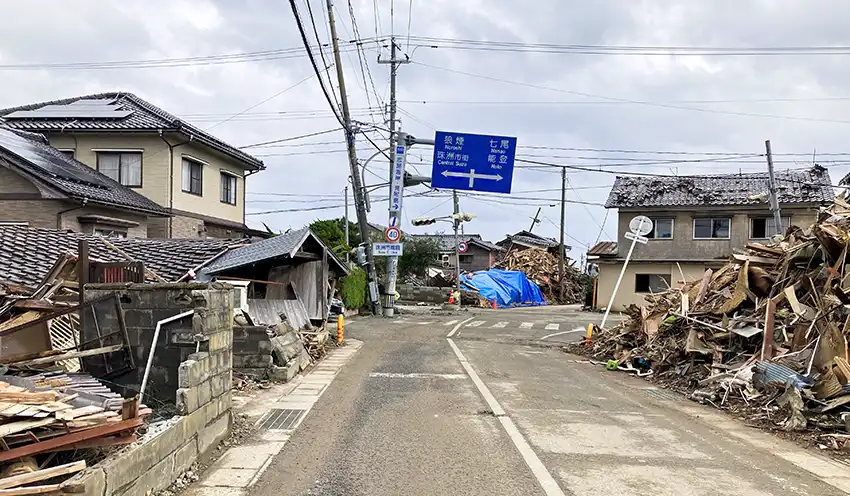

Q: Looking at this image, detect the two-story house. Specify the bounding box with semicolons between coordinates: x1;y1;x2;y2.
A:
0;126;168;237
411;233;503;272
589;166;834;311
0;92;265;239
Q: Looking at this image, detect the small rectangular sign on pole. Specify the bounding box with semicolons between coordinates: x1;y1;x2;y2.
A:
373;242;404;256
389;144;407;212
624;232;649;244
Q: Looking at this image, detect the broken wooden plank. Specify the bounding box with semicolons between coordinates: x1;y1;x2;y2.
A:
0;417;143;462
6;345;124;368
0;392;57;404
121;396;139;421
0;419;54;438
733;253;780;265
55;406;103;421
746;242;785;257
761;300;776;361
0;461;85;489
0;484;62;495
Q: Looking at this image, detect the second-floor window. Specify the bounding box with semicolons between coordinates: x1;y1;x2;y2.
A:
96;152;142;187
647;218;674;239
220;172;237;205
750;217;790;239
693;217;730;239
182;158;203;196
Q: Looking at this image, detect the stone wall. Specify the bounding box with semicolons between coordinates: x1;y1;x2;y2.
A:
73;282;234;495
232;325;273;375
397;284;451;304
232;324;311;381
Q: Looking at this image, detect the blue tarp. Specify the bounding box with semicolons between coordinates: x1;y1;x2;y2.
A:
460;269;547;308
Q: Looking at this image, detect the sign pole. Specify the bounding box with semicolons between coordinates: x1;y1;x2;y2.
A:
599;217;648;329
384;132;408;317
453;189;461;308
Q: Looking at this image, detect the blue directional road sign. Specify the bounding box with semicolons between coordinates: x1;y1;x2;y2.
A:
430;131;516;194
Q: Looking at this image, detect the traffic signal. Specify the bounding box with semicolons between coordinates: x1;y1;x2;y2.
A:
411;217;437;226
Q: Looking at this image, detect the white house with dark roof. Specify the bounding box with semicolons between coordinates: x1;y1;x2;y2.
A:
590;166;834;311
0;92;265;239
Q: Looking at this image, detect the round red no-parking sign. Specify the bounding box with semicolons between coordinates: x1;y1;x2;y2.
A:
457;241;469;253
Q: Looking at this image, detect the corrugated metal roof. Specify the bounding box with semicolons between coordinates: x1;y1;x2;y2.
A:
587;241;618;257
0;93;264;171
606;166;834;208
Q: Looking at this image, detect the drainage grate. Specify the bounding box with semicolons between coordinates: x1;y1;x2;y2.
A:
643;388;678;402
259;408;307;430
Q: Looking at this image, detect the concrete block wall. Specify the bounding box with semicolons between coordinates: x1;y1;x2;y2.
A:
397;284;452;304
232;325;273;375
84;282;233;407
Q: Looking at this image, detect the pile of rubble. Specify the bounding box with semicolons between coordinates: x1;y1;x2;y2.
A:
498;248;587;304
581;196;850;446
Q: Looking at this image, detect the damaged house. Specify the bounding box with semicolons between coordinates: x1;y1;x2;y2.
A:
590;166;834;311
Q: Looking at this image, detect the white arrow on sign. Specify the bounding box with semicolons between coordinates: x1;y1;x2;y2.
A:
441;168;502;188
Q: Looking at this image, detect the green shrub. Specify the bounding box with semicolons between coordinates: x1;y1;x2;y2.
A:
340;267;367;309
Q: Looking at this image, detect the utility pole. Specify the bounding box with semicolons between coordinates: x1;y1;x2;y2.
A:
765;140;783;236
344;185;350;263
558;168;566;301
326;0;380;314
453;189;461;307
378;37;410;317
529;207;542;233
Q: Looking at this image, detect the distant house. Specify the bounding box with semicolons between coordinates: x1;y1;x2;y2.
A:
410;233;503;272
497;230;571;258
592;166;834;311
0;126;168;237
0;92;265;239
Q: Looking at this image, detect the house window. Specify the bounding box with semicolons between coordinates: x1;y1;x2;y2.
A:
750;217;790;239
693;218;731;239
220;172;237;205
93;228;127;238
182;158;203;195
459;254;474;263
96;152;142;187
635;274;671;293
647;218;674;239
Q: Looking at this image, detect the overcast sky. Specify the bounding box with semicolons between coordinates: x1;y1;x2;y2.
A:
2;0;849;255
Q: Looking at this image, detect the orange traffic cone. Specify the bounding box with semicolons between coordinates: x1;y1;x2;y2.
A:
448;292;455;304
491;298;497;309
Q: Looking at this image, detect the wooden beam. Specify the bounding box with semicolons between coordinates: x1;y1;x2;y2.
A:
0;484;62;495
6;345;124;368
0;461;85;489
0;417;142;462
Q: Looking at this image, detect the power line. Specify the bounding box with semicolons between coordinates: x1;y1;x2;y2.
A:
239;127;343;148
304;0;340;110
413;61;850;125
406;0;414;51
400;96;850;105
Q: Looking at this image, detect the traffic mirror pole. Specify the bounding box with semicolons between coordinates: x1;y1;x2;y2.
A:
599;217;648;329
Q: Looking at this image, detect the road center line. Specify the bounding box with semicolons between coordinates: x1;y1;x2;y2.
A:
446;338;566;496
369;372;467;379
446;317;474;338
540;328;586;341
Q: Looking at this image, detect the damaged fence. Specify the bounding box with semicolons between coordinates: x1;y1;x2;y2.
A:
581;195;850;450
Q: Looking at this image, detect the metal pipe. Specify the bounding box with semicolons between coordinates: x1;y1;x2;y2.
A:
139;309;194;404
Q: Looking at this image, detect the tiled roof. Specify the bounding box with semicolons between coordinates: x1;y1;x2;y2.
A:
0;127;167;215
410;234;483;252
605;166;834;208
587;241;618;257
0;226;237;288
0;92;264;171
204;227;348;275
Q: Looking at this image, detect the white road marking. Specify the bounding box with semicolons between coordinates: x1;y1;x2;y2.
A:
491;321;508;328
444;319;459;326
416;321;433;325
446;317;474;338
519;322;534;329
447;338;565;496
369;372;467;379
465;320;485;327
544;323;560;331
540;327;586;341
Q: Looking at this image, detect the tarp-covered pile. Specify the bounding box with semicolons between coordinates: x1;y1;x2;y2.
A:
580;196;850;447
497;248;587;304
460;269;546;308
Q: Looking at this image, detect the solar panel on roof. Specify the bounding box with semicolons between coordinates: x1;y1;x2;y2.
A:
4;100;133;120
0;128;109;188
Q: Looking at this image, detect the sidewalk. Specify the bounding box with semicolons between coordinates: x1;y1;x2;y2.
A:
184;339;363;495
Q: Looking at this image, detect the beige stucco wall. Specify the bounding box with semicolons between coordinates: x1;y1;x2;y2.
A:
46;133;248;232
0;166;40;194
614;206;819;262
596;261;708;311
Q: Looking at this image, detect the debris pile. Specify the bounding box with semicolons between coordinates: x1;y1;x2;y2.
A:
581;196;850;446
498;248;587;304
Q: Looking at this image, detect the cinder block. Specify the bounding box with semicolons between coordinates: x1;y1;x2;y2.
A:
198;412;231;460
198;380;212;406
176;387;200;415
110;445;175;496
178;360;201;388
123;309;153;329
173;438;199;475
62;466;105;495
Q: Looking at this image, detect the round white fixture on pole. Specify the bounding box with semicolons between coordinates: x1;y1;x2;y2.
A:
629;215;653;236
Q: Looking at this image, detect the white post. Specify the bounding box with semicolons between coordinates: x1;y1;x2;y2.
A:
599;218;644;329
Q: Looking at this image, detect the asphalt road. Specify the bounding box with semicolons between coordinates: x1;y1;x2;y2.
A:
250;308;850;496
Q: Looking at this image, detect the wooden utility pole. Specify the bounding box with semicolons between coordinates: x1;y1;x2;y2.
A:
765;140;783;235
326;0;380;314
558;168;566;301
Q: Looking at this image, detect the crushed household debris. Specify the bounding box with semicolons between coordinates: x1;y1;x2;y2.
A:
497;248;587;305
577;195;850;451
